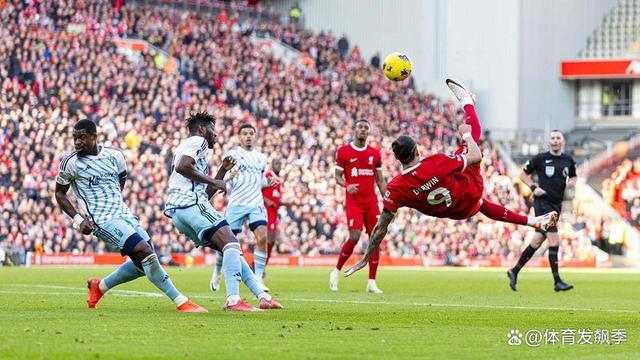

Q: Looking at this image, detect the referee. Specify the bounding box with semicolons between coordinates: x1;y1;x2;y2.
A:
507;130;577;292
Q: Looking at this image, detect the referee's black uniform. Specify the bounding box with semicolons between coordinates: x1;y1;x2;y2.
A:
522;151;576;232
508;150;576;292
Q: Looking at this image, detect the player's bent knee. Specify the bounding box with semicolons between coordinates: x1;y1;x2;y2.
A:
122;233;150;259
206;225;240;252
249;221;267;232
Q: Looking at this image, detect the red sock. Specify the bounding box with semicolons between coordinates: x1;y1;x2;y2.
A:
368;247;380;280
479;198;528;225
463;104;482;142
266;241;274;265
336;239;357;270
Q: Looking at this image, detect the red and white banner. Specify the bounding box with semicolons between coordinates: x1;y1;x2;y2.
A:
561;59;640;79
29;253;610;268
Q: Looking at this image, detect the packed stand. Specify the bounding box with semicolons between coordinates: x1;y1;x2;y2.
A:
0;0;598;265
602;158;640;227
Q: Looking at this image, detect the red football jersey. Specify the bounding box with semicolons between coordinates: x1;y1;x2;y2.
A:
335;142;382;206
262;170;281;211
382;153;484;220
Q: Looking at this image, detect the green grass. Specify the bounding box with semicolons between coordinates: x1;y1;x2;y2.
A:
0;266;638;359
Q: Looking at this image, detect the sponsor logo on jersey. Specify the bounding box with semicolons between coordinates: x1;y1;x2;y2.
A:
350;168;375;177
89;172;118;186
350;158;358;163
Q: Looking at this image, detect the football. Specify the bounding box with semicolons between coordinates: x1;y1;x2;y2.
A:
382;52;412;81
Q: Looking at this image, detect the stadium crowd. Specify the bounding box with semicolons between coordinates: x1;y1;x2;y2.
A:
0;0;601;265
602;157;640;227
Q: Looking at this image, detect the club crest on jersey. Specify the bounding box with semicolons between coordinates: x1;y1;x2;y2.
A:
368;156;374;165
545;166;555;177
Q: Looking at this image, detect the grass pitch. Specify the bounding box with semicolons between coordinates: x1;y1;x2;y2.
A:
0;266;638;359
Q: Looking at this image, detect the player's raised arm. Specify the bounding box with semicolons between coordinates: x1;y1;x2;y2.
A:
459;124;482;166
206;156;237;198
344;209;395;277
176;155;226;192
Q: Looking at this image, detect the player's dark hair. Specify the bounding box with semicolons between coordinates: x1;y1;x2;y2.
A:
354;119;369;128
238;123;256;134
73;119;97;135
392;135;417;165
186;112;216;134
550;129;564;136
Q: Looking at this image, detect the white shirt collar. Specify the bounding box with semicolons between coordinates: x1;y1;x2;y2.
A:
350;142;367;152
401;162;421;175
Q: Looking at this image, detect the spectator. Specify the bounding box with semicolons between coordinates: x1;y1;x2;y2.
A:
370;51;381;69
0;0;600;265
338;34;349;58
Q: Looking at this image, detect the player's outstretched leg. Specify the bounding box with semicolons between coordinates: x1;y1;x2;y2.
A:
238;257;283;310
366;247;383;294
446;78;480;142
126;236;206;313
479;199;557;231
205;226;282;311
87;259;144;308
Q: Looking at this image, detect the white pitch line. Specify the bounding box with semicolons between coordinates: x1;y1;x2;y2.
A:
283;297;640;314
3;284;639;314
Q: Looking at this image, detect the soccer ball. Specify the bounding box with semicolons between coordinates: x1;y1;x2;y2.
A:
382;52;412;81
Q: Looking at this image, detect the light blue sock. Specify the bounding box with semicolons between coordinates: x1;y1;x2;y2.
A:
240;257;266;298
222;243;242;300
253;249;267;278
215;251;224;274
103;259;144;290
141;254;183;304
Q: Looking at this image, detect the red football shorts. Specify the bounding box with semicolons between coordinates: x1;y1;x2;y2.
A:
346;203;380;234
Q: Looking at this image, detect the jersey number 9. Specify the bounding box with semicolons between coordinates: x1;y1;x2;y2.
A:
427;187;452;207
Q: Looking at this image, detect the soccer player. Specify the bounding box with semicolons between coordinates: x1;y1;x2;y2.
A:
55;119;207;313
164;112;282;311
262;158;282;267
507;131;576;292
344;79;558;277
329;119;387;293
210;124;277;292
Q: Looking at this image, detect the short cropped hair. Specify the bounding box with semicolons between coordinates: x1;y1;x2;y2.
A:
392;135;417;165
74;119;97;135
238;123;256;134
354;119;369;128
186;112;216;134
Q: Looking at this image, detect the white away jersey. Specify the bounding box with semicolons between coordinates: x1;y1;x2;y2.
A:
56;146;132;225
164;136;210;212
225;147;268;208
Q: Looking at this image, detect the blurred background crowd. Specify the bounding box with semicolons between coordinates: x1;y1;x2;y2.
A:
0;0;620;266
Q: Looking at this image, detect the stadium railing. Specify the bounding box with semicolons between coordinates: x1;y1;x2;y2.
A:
24;252;610;268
